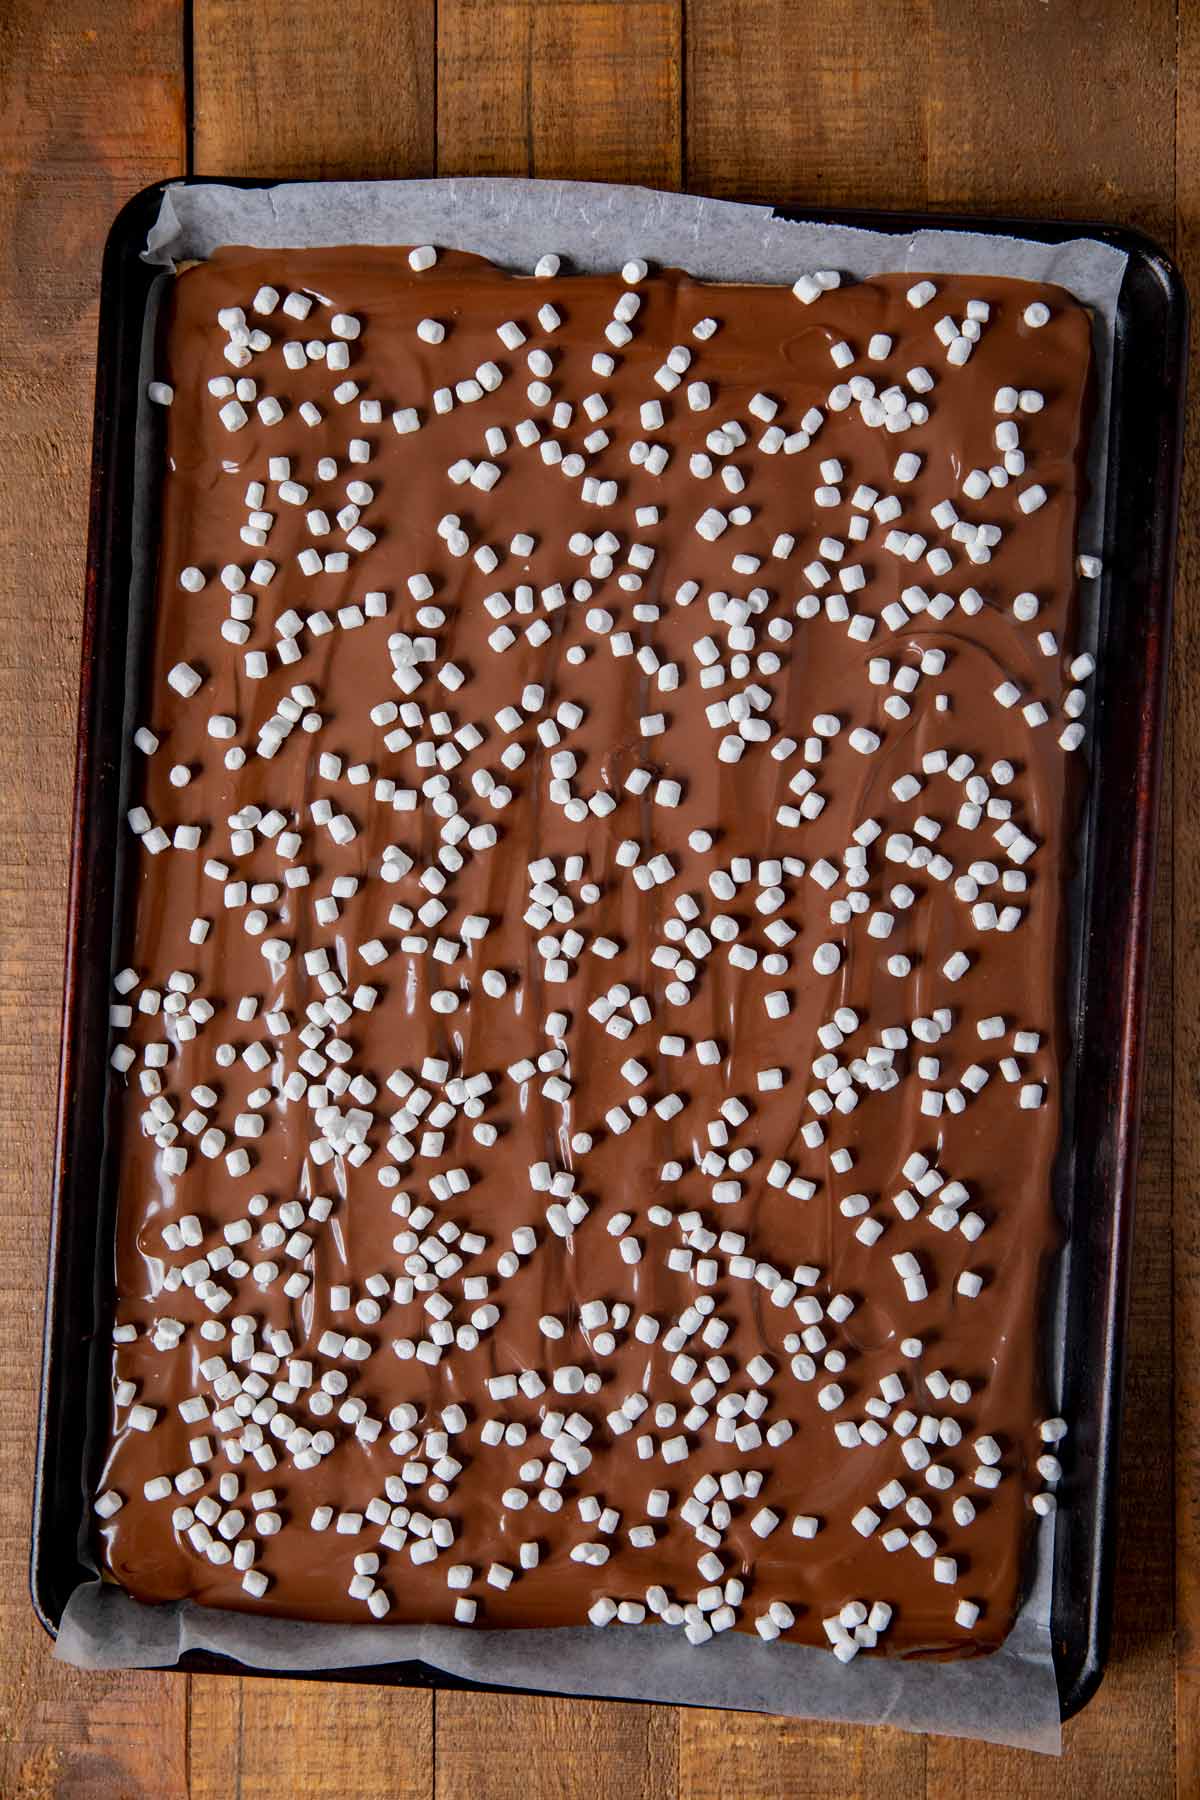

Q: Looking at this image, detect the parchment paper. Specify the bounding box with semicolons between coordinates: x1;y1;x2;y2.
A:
55;179;1132;1754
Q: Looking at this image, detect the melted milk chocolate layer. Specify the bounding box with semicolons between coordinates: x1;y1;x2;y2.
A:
97;247;1091;1658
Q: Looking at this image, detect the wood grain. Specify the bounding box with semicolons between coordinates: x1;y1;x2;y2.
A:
192;0;436;180
434;1693;676;1800
1174;5;1200;1794
189;1677;433;1800
926;0;1178;245
686;0;931;209
0;2;188;1795
677;1710;925;1800
437;1;682;189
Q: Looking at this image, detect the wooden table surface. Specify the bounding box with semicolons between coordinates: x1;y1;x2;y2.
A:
0;2;1195;1794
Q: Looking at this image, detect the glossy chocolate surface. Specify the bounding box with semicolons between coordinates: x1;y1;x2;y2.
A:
97;247;1091;1655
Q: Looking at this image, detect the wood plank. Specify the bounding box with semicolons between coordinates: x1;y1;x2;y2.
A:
191;0;436;179
0;0;188;1794
1173;8;1200;1795
185;1674;241;1800
686;0;931;209
434;1693;676;1800
438;1;682;189
186;5;438;1795
926;0;1177;248
678;1710;924;1800
189;1677;434;1800
0;1665;191;1800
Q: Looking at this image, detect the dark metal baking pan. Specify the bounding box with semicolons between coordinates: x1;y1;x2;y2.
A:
32;179;1187;1721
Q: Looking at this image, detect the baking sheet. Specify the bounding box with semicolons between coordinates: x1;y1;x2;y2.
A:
54;178;1132;1754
